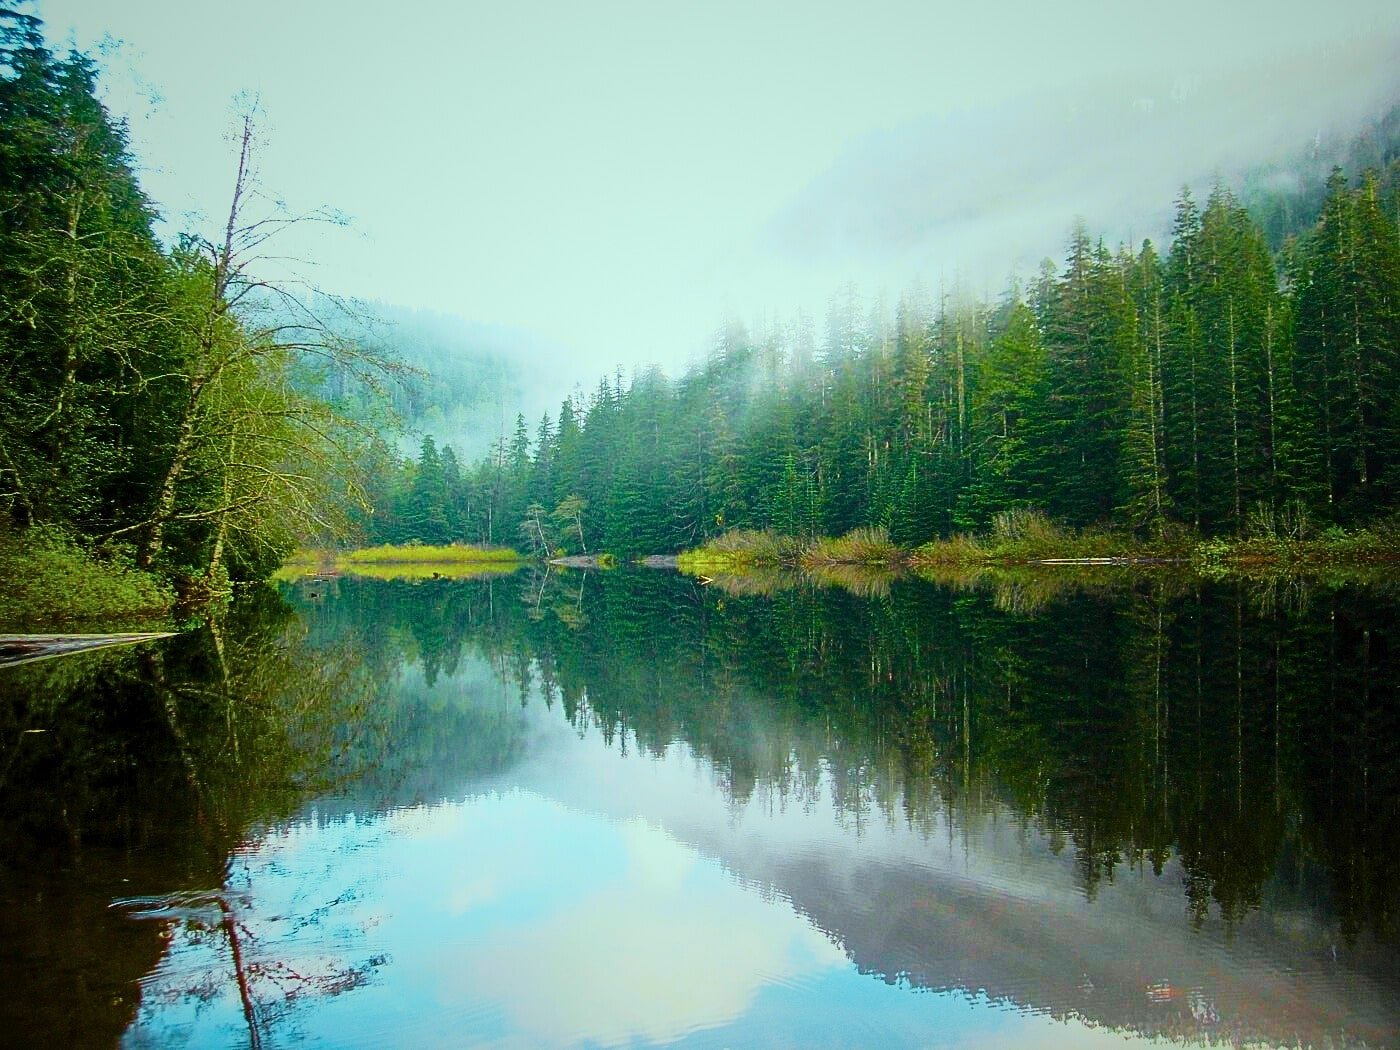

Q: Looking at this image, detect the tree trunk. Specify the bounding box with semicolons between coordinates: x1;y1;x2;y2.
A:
139;381;203;569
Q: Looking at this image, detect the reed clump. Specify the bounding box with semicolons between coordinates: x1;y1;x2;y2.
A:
676;530;800;573
800;526;901;567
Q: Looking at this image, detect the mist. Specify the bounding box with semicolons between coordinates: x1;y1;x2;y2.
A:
38;0;1400;422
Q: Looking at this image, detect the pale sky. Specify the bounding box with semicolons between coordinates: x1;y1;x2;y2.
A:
36;0;1400;396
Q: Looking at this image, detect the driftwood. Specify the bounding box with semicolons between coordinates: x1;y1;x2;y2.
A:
548;555;602;568
1033;557;1188;566
0;632;175;668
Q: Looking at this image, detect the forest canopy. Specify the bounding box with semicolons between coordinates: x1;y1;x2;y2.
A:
0;2;391;604
371;164;1400;557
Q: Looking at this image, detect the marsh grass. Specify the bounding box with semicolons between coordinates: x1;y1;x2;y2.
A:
912;509;1188;567
676;530;800;573
801;526;901;567
276;543;524;582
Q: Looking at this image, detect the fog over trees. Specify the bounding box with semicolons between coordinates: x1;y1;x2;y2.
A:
373;150;1400;554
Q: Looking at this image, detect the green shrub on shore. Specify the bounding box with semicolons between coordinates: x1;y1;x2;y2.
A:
0;527;174;628
1195;514;1400;573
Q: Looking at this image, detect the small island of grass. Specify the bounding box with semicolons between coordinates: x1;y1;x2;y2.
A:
277;543;525;582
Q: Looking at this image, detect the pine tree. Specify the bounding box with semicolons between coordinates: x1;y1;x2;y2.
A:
1292;169;1400;518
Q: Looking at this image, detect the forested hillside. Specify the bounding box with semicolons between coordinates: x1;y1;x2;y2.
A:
316;302;571;461
372;168;1400;556
5;0;1399;579
1240;103;1400;249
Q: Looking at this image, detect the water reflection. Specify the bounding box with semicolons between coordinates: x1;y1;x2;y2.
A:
1;568;1397;1046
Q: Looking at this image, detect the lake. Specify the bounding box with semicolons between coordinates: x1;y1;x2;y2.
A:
2;567;1397;1047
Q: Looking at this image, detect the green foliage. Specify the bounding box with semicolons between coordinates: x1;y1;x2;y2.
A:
0;9;391;609
0;525;172;627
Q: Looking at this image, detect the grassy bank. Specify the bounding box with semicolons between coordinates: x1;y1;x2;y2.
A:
912;508;1400;574
276;543;525;582
0;526;175;629
675;530;800;573
677;526;904;574
341;543;522;565
910;509;1187;567
678;510;1400;581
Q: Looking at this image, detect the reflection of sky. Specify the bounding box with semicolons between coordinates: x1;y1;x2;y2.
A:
126;790;1166;1048
124;649;1389;1047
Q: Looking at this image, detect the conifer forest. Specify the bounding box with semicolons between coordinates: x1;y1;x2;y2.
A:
371;168;1400;558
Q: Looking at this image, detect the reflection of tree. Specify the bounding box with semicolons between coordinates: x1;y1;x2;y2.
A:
0;584;386;1047
117;882;384;1047
285;567;1400;945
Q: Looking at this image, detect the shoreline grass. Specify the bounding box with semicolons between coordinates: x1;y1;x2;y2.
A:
340;542;523;565
678;510;1400;584
676;529;799;574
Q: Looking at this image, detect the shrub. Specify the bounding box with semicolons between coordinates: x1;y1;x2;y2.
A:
0;525;174;628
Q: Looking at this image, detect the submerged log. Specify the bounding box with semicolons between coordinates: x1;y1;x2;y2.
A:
0;632;176;667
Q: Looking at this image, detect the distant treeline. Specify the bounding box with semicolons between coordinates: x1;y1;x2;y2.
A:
0;3;384;597
372;157;1400;555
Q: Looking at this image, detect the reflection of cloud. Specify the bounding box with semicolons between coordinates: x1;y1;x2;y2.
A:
445;877;498;914
438;813;846;1047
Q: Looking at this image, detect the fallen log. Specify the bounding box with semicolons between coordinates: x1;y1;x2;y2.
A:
0;632;176;668
1033;557;1188;566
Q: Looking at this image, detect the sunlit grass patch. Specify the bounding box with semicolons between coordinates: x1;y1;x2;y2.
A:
676;529;798;574
276;543;524;582
340;543;522;565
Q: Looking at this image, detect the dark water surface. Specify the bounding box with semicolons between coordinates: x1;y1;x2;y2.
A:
2;568;1398;1047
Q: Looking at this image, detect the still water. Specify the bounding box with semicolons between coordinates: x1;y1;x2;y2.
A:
1;568;1397;1047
